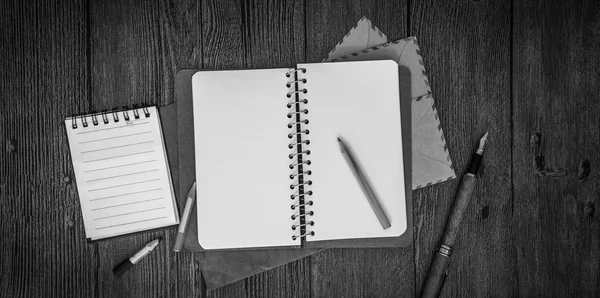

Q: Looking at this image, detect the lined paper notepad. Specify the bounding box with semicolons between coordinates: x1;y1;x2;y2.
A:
65;106;179;241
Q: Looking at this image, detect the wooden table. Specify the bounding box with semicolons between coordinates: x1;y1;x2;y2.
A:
2;0;599;297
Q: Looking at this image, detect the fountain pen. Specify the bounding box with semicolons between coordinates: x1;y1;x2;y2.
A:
421;132;489;298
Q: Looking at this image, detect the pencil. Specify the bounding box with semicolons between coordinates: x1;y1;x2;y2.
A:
337;136;391;230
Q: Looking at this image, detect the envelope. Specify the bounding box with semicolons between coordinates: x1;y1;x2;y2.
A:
324;16;388;61
326;27;456;188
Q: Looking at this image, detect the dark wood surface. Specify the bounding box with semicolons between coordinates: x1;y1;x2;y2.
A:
1;0;598;297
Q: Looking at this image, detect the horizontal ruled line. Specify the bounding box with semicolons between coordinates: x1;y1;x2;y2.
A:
79;131;152;144
95;216;167;230
90;188;162;201
93;207;166;220
84;160;156;173
82;150;155;163
77;121;150;134
88;179;160;192
91;197;164;211
86;169;159;182
81;141;154;153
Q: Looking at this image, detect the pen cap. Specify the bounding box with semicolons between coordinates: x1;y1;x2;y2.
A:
113;259;133;276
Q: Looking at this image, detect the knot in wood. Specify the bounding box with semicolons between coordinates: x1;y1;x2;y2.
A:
6;138;15;153
584;203;595;218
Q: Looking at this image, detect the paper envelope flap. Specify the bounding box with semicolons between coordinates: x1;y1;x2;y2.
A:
412;94;456;187
325;16;388;61
330;37;432;101
398;37;433;98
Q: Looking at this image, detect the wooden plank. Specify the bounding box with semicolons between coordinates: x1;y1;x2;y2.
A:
209;258;311;298
248;258;311;298
306;0;407;62
210;283;246;298
201;0;307;297
513;0;600;296
90;0;171;108
311;248;414;297
89;0;203;296
410;0;515;296
157;0;204;297
201;0;304;68
0;0;96;297
90;0;170;296
305;1;412;297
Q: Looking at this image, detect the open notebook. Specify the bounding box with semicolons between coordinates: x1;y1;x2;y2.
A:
65;106;179;241
192;60;407;250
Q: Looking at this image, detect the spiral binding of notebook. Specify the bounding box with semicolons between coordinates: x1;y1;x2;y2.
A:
69;105;152;129
286;68;314;241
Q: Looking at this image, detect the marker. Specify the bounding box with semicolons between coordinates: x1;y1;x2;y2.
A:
113;237;162;276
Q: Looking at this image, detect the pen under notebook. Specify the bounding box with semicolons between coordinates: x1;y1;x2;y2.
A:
173;181;197;252
421;132;489;298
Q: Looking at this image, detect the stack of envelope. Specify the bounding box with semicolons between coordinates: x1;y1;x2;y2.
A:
326;17;455;189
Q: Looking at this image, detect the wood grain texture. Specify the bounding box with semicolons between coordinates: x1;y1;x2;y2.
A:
89;0;203;296
0;0;96;297
90;0;173;296
201;0;307;297
513;0;600;296
410;0;516;297
306;0;408;63
158;0;204;297
306;1;413;297
2;0;600;296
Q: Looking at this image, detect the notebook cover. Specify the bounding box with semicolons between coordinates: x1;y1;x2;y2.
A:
176;68;412;249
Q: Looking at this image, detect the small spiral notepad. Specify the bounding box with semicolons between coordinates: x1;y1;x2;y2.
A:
65;106;179;241
192;60;407;250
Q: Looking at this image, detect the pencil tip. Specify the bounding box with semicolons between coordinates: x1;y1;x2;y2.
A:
337;136;345;152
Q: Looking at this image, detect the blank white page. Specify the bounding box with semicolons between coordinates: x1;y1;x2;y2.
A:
299;60;407;241
192;69;298;249
65;107;179;241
